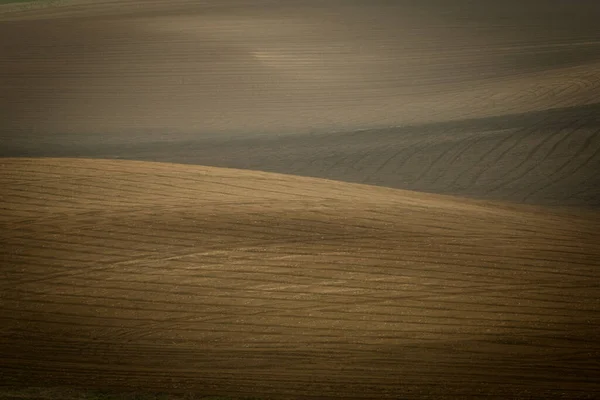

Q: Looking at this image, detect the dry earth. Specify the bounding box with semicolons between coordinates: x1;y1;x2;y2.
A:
2;0;600;205
1;158;600;399
2;0;600;399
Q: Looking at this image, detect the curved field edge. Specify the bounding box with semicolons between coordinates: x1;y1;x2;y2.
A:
2;0;599;206
1;158;599;399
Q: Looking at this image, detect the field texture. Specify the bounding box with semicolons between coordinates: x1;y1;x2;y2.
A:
2;0;600;205
2;158;599;399
1;0;600;399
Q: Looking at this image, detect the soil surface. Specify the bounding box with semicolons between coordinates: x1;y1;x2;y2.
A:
2;158;600;399
2;0;600;205
1;1;600;399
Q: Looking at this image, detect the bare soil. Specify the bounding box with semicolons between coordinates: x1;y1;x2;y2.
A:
1;158;599;399
1;1;600;398
1;0;600;205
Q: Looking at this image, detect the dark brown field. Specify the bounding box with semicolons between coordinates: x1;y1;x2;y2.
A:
1;1;600;399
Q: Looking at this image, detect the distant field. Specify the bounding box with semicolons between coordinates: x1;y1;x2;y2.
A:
0;0;65;10
0;0;67;8
0;0;55;4
2;0;599;206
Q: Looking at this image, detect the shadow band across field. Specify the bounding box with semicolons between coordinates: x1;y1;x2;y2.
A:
2;0;600;209
1;158;599;399
3;102;600;207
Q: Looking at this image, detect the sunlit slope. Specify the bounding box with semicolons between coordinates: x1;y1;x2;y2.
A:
1;158;599;399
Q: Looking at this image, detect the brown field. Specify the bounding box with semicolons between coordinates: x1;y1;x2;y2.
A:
2;158;599;399
1;0;600;399
2;0;600;205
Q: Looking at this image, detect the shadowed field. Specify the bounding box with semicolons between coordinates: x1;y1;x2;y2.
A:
7;103;598;206
2;0;600;205
1;158;600;399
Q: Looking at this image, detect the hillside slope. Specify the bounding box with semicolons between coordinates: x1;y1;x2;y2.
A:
1;158;599;399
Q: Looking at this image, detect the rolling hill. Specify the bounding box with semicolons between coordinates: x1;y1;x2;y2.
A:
1;0;600;399
2;0;600;205
1;158;599;399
